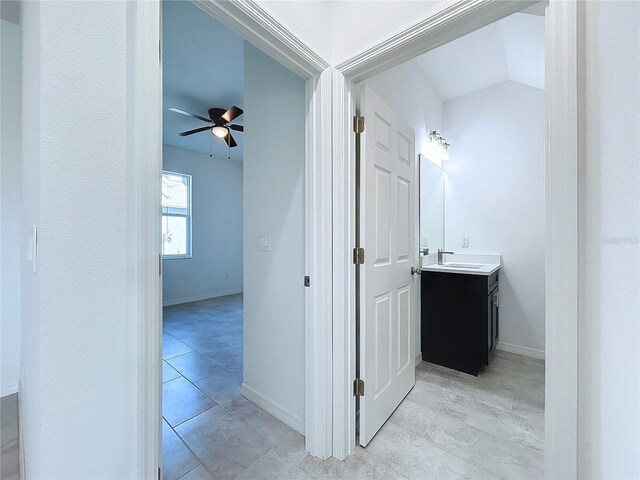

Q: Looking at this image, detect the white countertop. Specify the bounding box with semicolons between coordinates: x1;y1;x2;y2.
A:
420;253;501;276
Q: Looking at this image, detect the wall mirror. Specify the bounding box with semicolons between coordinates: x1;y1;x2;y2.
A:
419;153;445;255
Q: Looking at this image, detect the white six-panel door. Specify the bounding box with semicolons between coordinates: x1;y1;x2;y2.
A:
359;85;417;446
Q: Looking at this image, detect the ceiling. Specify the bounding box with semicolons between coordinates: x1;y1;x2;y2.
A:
162;1;245;160
414;12;545;101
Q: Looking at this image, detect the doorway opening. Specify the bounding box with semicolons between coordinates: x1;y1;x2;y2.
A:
160;3;308;478
352;5;547;477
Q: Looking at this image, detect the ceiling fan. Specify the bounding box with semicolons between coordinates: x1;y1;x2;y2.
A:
169;105;244;147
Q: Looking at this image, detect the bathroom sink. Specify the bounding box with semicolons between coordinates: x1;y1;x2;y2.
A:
446;263;484;269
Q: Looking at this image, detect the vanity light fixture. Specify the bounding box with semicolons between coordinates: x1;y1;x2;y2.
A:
427;130;450;165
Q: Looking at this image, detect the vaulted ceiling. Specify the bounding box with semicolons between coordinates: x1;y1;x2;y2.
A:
414;12;545;101
162;1;244;160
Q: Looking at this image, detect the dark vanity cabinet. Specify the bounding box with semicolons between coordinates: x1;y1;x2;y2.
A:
421;270;499;376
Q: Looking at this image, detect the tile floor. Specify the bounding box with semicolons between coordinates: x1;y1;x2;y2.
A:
1;393;20;480
163;293;545;480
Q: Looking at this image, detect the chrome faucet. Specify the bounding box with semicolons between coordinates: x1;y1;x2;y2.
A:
437;249;454;265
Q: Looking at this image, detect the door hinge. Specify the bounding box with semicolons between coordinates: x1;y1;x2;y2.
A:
353;115;365;134
157;467;161;480
304;275;310;287
159;41;162;63
353;378;365;396
353;247;365;265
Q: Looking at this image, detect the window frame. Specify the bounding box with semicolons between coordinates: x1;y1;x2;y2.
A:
161;170;192;259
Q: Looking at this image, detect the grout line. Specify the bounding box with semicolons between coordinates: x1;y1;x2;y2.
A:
175;464;201;480
163;298;300;480
434;408;545;459
420;430;509;479
230;448;275;480
165;401;218;430
170;426;217;480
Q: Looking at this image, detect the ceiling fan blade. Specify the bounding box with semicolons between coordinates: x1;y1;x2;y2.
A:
179;125;212;137
225;132;238;148
222;105;243;123
169;107;212;124
228;124;244;132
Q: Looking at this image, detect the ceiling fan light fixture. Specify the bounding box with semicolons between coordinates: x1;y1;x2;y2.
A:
211;126;228;138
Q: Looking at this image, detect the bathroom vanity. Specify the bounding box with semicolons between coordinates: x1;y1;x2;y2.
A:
420;256;500;376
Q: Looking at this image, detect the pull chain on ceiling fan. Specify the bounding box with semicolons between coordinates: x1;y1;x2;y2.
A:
169;105;244;148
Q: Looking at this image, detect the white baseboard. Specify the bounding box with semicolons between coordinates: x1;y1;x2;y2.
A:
496;341;545;360
163;289;243;307
240;383;305;435
1;382;19;398
415;352;423;367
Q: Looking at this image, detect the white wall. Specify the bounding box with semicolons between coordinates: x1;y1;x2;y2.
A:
1;13;22;397
443;81;545;354
162;145;243;305
579;1;640;477
255;0;332;63
20;2;137;477
243;43;306;423
363;58;443;158
363;60;443;361
329;1;454;64
256;0;455;65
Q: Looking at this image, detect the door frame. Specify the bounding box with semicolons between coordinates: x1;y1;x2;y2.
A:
331;1;581;478
130;1;333;477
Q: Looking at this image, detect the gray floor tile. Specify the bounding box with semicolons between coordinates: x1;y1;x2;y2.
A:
162;420;200;480
511;390;545;424
177;333;232;354
177;465;213;480
424;413;544;479
164;360;182;383
477;366;545;399
1;394;19;444
422;367;514;413
167;351;229;383
164;332;194;359
366;422;500;480
205;344;243;373
1;394;20;480
299;446;406;480
227;396;307;464
387;389;439;437
236;449;311;480
440;399;544;453
415;361;432;381
194;366;242;409
163;377;216;427
175;404;271;480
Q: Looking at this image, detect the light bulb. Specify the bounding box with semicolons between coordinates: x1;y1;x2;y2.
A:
211;126;228;138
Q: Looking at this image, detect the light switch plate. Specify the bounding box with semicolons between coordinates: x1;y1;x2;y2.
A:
461;236;469;248
258;232;270;251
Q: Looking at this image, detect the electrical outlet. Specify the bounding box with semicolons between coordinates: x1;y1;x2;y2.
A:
420;236;429;248
461;236;470;248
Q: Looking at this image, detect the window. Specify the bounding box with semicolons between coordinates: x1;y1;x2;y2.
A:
162;171;192;258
